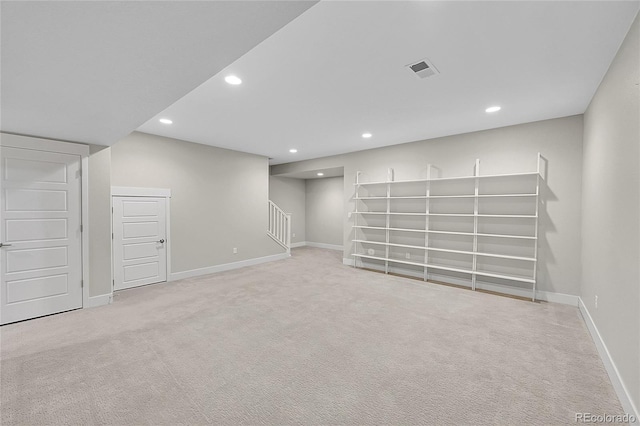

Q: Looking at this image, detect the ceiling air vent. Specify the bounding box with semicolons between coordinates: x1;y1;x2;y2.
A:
407;58;439;79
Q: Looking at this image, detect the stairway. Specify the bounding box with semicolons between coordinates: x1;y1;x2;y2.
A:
268;201;291;254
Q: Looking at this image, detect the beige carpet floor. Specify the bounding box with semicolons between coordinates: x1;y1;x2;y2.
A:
1;247;623;425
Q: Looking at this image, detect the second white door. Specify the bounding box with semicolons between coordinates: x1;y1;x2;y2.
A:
113;196;167;291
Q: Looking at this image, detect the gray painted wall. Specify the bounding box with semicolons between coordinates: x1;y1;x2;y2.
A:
305;177;344;246
272;115;584;296
111;132;283;275
269;176;306;245
88;145;112;297
582;13;639;413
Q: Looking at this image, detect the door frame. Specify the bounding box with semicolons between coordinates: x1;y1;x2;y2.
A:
0;133;90;309
111;186;171;291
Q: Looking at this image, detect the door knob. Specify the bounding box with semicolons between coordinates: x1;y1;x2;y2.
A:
158;239;165;244
0;243;12;248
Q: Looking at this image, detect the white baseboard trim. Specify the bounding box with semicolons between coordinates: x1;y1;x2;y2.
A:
475;282;579;306
169;252;290;281
85;293;112;308
306;242;343;251
579;298;638;421
344;257;578;306
291;241;307;248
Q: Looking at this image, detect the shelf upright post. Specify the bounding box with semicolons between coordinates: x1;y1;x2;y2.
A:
472;159;480;291
385;168;393;274
424;164;432;282
353;171;361;269
532;154;541;301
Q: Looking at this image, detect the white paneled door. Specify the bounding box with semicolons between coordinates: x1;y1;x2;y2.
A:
1;147;83;325
113;197;167;290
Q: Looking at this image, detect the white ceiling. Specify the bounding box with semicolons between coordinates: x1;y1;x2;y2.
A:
0;1;316;145
137;1;639;164
2;2;637;160
276;166;345;180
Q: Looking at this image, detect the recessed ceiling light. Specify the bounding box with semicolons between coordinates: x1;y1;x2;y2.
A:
485;106;501;113
289;149;298;153
159;118;173;124
225;75;242;85
362;132;372;138
317;172;324;176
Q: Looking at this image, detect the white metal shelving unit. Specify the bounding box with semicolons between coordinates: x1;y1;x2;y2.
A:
352;154;544;301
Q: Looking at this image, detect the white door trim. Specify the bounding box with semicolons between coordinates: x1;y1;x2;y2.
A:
0;133;90;310
111;186;171;198
1;133;90;157
110;187;171;289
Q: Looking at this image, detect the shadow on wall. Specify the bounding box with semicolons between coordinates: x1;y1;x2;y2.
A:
538;177;557;294
305;176;344;248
